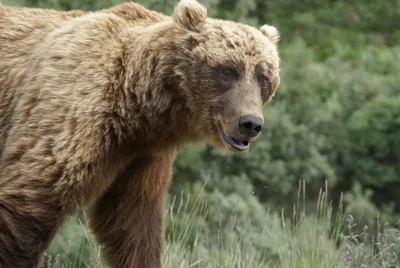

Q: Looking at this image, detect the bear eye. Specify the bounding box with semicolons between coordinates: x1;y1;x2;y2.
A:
220;67;237;79
259;75;270;89
223;69;233;76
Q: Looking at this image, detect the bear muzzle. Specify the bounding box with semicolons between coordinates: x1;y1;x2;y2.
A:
219;114;263;151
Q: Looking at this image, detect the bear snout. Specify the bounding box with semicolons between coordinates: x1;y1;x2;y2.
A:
238;114;263;138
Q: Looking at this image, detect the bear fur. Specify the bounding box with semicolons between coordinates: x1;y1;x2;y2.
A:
0;1;280;267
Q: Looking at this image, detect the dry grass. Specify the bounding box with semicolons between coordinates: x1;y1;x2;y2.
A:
41;180;400;268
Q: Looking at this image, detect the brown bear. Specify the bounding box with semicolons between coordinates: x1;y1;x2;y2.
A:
0;0;280;267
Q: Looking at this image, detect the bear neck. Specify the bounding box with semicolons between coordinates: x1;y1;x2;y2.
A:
116;24;196;152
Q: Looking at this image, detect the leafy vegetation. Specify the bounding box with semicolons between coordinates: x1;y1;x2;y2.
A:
4;0;400;266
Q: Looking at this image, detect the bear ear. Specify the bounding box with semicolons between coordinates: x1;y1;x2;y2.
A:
173;0;207;31
260;25;280;46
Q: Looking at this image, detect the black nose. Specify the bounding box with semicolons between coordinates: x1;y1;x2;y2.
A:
238;115;263;138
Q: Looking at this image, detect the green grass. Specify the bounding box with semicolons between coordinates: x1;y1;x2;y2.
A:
41;180;400;268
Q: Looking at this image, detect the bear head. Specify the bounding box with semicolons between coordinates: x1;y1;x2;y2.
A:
167;0;280;152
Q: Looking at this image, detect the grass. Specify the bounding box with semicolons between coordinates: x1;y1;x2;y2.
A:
41;180;400;268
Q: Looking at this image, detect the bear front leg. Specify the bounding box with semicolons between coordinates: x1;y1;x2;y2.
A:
0;168;71;268
88;152;175;268
0;134;102;267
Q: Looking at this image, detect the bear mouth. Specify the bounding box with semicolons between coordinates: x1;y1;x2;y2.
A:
222;132;250;151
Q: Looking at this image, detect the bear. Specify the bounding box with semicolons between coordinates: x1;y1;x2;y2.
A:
0;0;280;267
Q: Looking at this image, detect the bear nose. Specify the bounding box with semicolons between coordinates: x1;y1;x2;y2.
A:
238;115;264;138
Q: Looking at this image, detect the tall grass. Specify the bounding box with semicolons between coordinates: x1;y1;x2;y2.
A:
41;180;400;268
274;180;347;268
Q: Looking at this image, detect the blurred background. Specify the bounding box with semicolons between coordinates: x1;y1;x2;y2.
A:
3;0;400;267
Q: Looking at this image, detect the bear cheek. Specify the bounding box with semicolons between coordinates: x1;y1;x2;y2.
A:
216;99;239;135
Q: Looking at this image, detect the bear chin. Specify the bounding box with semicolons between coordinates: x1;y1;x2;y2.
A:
222;133;250;152
215;123;251;152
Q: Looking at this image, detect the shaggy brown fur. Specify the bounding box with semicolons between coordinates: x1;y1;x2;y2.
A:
0;0;280;267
